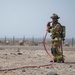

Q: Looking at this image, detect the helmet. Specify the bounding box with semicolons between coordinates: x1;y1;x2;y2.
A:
50;13;60;19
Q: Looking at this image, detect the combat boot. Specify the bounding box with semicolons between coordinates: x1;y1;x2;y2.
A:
50;59;57;62
57;58;64;63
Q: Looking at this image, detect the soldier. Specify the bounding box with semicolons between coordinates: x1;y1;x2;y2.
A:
46;13;64;63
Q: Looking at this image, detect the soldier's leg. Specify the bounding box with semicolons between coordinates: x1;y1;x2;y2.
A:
51;41;62;62
54;41;63;62
51;41;57;62
58;41;64;63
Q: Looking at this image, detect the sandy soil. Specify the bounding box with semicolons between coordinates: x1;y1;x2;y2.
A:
0;47;75;75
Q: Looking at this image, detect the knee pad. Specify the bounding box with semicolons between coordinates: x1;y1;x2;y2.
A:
51;48;57;55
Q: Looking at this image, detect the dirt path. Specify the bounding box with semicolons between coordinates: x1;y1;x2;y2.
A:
0;48;75;75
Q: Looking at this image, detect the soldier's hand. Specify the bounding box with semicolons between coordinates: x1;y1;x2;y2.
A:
46;22;50;32
47;22;50;27
46;21;52;32
46;28;50;32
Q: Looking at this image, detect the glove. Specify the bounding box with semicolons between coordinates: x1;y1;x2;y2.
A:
47;22;50;27
46;22;51;32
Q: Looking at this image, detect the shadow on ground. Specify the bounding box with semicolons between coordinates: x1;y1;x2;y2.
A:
64;62;75;64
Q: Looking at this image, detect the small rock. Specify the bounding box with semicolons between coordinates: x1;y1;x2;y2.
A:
18;53;22;55
4;54;7;55
6;41;9;45
17;48;20;52
22;69;26;72
0;48;3;50
70;65;72;68
19;40;24;45
41;72;43;74
47;71;58;75
28;56;31;58
46;66;50;69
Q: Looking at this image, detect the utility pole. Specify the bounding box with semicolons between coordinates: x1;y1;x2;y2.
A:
72;37;73;47
13;36;15;45
5;36;6;45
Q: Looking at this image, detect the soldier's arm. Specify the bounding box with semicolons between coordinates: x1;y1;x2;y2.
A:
46;22;51;32
50;24;61;33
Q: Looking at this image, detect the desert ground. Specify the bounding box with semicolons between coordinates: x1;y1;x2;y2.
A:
0;41;75;75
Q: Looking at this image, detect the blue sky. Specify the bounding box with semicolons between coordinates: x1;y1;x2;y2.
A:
0;0;75;38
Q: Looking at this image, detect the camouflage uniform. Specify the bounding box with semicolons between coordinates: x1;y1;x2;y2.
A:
47;13;63;62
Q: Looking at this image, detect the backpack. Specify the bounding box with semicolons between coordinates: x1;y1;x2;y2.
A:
60;25;66;41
